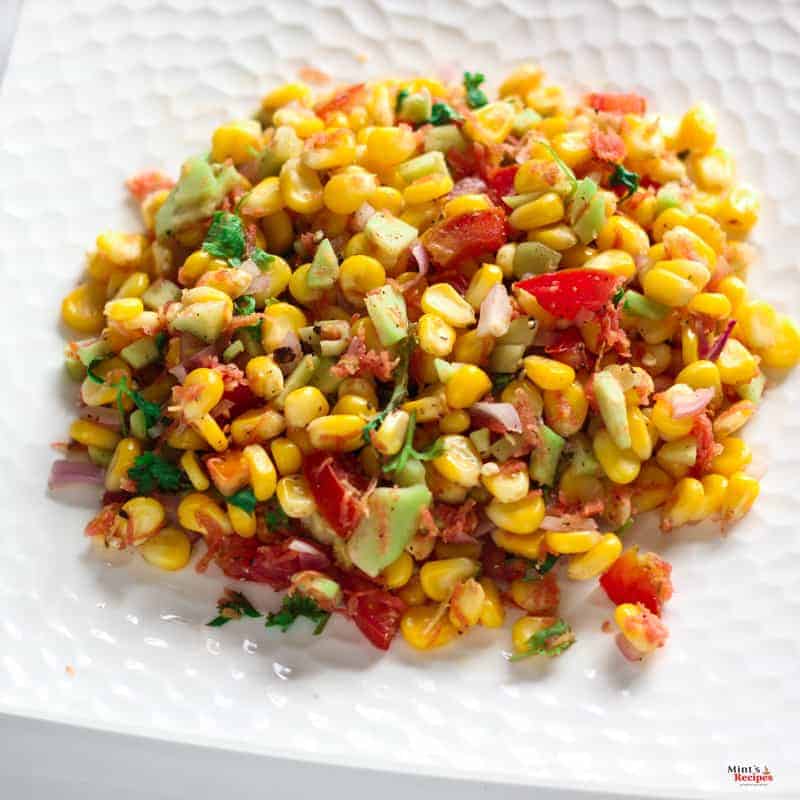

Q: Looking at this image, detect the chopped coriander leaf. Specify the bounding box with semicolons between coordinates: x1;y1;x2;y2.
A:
395;87;410;112
609;163;640;201
521;553;559;581
206;589;262;626
117;376;162;430
616;517;634;536
202;210;245;263
234;294;256;316
265;594;330;633
251;247;275;270
264;500;290;531
612;285;625;306
86;358;106;385
362;336;413;445
429;102;461;126
491;372;515;395
383;412;444;474
154;331;168;354
227;487;257;514
464;71;488;109
509;618;575;661
128;451;186;494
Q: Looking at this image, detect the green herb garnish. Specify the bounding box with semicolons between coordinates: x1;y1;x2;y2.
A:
362;336;414;445
264;500;290;531
154;331;168;355
116;376;162;431
609;163;640;201
202;210;245;263
128;451;185;494
207;590;262;627
251;247;275;271
612;286;626;306
521;553;559;581
491;372;515;396
616;517;634;536
234;295;256;316
430;102;461;126
265;594;330;634
383;412;444;474
395;87;410;112
509;618;575;661
463;71;488;109
227;488;257;514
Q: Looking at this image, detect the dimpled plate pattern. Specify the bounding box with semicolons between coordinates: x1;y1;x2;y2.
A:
1;0;799;796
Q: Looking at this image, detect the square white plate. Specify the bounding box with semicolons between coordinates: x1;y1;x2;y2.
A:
1;0;799;796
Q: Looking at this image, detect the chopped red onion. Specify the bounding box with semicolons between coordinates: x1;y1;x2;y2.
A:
48;459;105;490
477;283;512;338
670;386;715;418
410;241;429;276
78;406;122;429
539;515;599;532
450;176;487;197
706;319;736;362
352;202;376;231
470;401;522;433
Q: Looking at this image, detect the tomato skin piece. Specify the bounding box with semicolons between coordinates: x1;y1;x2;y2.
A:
315;83;367;118
599;546;673;616
422;208;508;270
485;165;518;206
303;451;369;539
515;269;621;320
346;588;406;650
587;92;647;114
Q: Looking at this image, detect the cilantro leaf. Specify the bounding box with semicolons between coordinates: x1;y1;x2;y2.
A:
117;377;162;430
612;285;625;306
429;102;461;126
206;589;262;626
383;412;444;474
264;500;290;531
616;517;634;536
154;331;168;355
227;487;257;514
86;358;106;385
395;87;410;112
251;247;275;271
362;337;414;445
521;553;559;581
202;211;245;262
265;594;329;633
234;295;256;316
609;163;640;201
509;618;575;661
463;71;488;109
491;372;515;396
128;451;185;494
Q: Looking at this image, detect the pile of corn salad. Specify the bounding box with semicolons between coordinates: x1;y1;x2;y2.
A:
56;65;800;660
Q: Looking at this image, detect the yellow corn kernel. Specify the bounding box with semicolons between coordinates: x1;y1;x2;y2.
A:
700;473;728;517
138;526;192;571
713;401;756;439
104;437;142;491
716;183;760;237
685;212;726;254
651;207;689;243
716;338;759;385
269;437;303;476
368;185;405;216
542;381;588;438
475;576;504;628
421;283;476;327
509;192;564;231
401;604;458;650
417;313;456;357
243;356;282;401
381;552;414;590
178;250;225;286
675;360;722;396
676;102;716;153
420;557;479;602
283;387;330;429
372;409;410;456
528;224;578;251
400;201;439;231
260;209;293;254
527;83;565;115
634;462;674;513
453;329;494;365
140;188;169;232
307;414;364;452
491;528;545;559
710;436;751;477
431;434;482;488
638;342;672;376
759;313;800;368
499;63;543;97
650;395;695;441
287;262;324;307
366;126;417;166
179;450;210;492
443;193;492;218
177;492;232;537
465;263;504;309
567;533;623;580
500;378;543;413
735;300;778;350
642;259;710;307
464;101;515;145
449;578;486;630
593;429;641;485
687;292;732;319
275;475;316;518
545;530;601;555
511;615;563;654
286;427;313;455
103;297;143;323
397;574;426;606
445;365;492;409
117;496;165;544
242;444;277;501
211;119;262;164
614;603;663;654
166;426;207;451
338;377;379;408
721;471;759;522
552;130;591;169
114;271;150;300
656;436;698;479
261;82;312;109
338;254;386;306
70;417;122;453
689;147;735;192
482;464;530;504
225;503;256;538
628;406;655;461
486;492;545;535
583;249;636;280
523;355;575;391
62;281;106;333
181;368;225;420
401;395;446;425
95;231;148;270
438;410;470;435
261;302;308;352
279;157;324;214
272;105;324;138
403;172;454;205
332;394;375;419
321;168;375;216
661;477;706;529
230;407;286;446
193;414;228;452
302;127;357;170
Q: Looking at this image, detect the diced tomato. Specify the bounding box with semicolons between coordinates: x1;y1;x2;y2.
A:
485;165;518;206
249;537;331;590
588;127;626;163
346;588;406;650
315;83;367;118
599;546;673;616
223;383;261;419
303;452;370;539
213;534;261;580
587;92;647;115
515;269;621;321
125;170;174;201
446;142;487;182
422;208;508;270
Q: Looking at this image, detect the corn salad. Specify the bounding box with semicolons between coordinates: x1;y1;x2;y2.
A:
54;64;799;661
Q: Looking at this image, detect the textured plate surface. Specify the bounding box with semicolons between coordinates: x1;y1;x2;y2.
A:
1;0;799;796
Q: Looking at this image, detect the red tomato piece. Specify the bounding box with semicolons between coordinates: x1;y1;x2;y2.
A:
347;588;406;650
248;537;331;590
303;452;369;539
315;83;367;118
421;208;507;270
515;269;621;320
587;92;647;114
125;170;174;201
599;546;673;616
485;164;518;206
223;383;262;419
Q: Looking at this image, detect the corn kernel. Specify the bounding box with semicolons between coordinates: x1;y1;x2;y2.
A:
656;436;698;479
382;552;414;590
722;471;759;522
445;364;492;409
439;410;470;434
444;193;492;218
701;473;729;516
687;292;732;319
465;263;504;309
567;533;623;580
634;462;674;513
509;192;564;231
62;281;106;333
491;528;545;559
70;419;121;451
366;126;417;166
432;434;482;487
211;119;262;164
284;386;330;428
677;103;716;153
760;313;800;368
710;436;751;476
270;437;303;475
230;407;286;446
486;491;545;535
401;604;458;650
593;429;641;485
105;437;142;491
420;557;479;601
716;337;759;385
138;526;192;572
421;283;476;327
717;184;760;237
661;477;706;529
418;313;456;357
276;475;316;517
179;450;210;492
545;530;601;555
523;355;575;391
307;414;365;451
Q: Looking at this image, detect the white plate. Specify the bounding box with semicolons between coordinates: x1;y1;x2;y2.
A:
1;0;799;796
